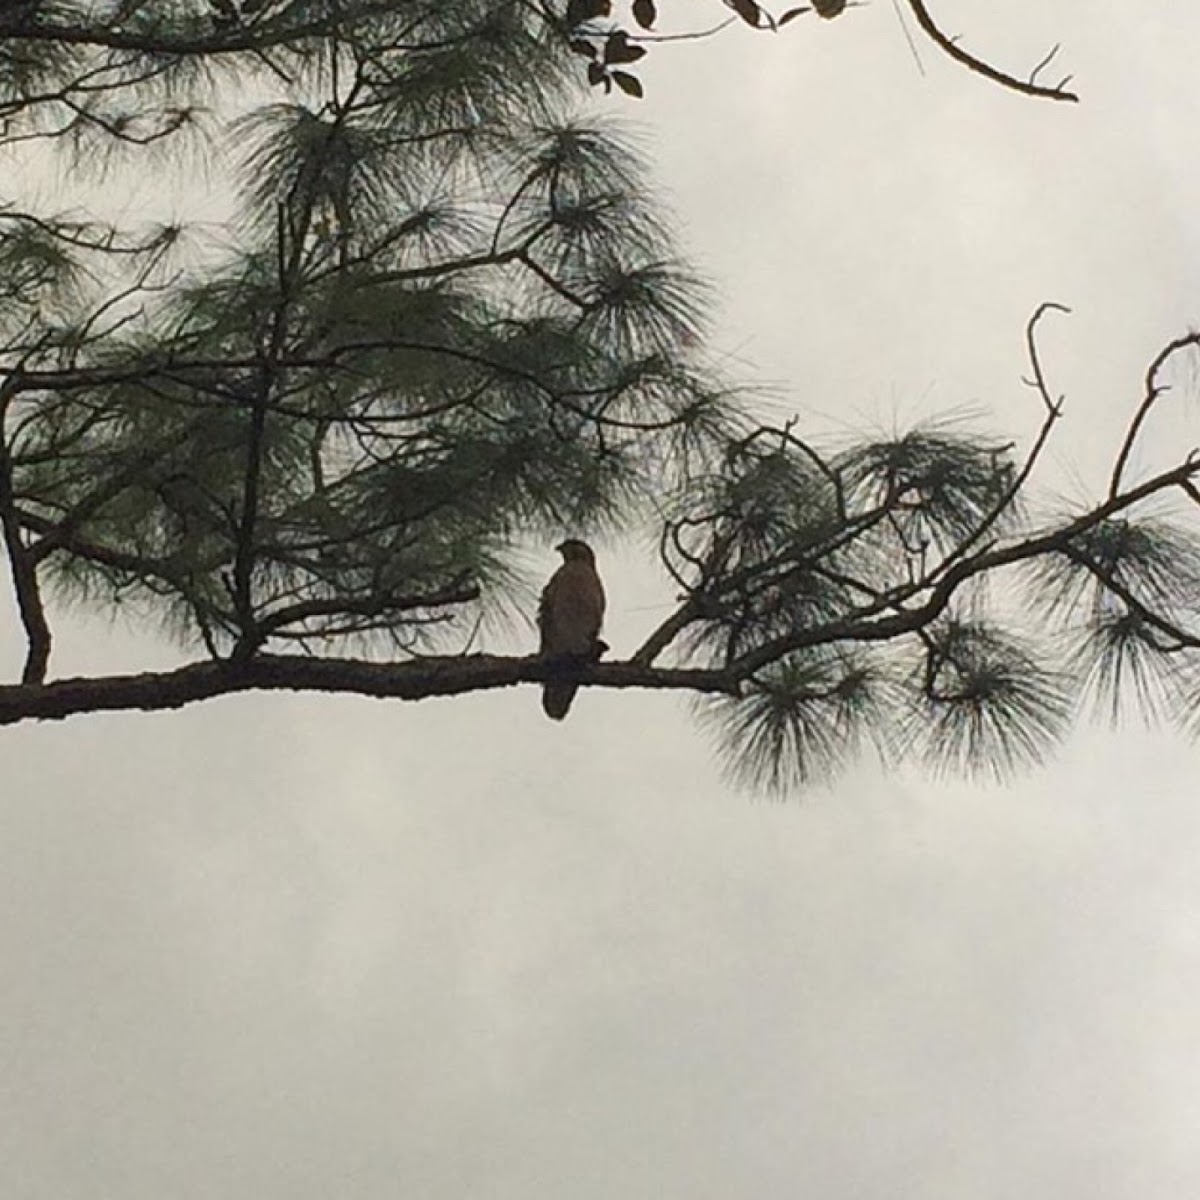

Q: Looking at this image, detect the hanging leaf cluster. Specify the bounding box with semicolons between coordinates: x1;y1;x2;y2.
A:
562;0;826;98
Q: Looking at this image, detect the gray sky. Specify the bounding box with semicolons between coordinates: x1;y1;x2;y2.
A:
4;3;1200;1197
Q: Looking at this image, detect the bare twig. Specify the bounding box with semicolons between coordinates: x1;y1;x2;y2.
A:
1109;332;1200;500
924;301;1069;582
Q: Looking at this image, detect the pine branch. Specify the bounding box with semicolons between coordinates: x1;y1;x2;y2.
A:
0;653;736;726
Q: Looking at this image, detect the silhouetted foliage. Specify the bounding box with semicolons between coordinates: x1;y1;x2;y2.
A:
562;0;1076;103
1;2;1195;796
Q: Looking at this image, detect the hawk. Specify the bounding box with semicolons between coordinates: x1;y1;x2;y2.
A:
538;539;606;721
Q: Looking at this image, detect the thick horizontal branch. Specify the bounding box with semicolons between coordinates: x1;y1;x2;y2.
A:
4;456;1198;727
0;653;736;726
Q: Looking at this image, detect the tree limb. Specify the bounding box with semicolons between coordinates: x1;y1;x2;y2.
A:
0;382;52;683
903;0;1078;103
0;653;737;726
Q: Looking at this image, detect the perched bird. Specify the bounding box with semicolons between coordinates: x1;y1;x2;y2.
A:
538;539;606;721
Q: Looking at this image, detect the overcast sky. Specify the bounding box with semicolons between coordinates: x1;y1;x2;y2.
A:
5;3;1200;1197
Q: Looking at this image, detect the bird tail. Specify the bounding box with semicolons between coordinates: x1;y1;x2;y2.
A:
541;682;577;721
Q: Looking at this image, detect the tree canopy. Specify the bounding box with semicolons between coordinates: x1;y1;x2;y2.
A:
2;1;1199;792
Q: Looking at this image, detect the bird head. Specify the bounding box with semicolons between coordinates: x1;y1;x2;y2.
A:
556;538;595;564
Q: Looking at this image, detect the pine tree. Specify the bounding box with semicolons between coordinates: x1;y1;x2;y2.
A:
2;2;1199;793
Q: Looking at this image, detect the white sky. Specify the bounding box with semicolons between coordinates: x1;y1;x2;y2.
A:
4;3;1200;1197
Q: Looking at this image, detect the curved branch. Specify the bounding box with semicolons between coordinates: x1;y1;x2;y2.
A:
924;301;1069;583
1109;332;1200;500
904;0;1078;103
0;382;52;683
